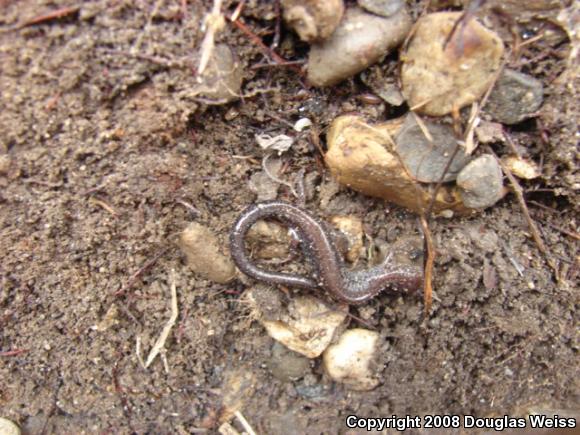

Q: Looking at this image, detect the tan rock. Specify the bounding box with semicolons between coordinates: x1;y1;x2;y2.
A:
179;222;236;283
323;328;380;391
401;12;504;116
325;115;470;215
281;0;344;42
502;155;541;180
329;215;364;263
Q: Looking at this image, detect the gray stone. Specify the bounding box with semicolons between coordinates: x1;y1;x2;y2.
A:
307;7;412;87
358;0;405;17
456;154;504;209
268;342;312;382
396;115;472;183
486;69;544;124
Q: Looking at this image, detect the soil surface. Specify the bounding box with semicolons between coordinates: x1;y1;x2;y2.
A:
0;1;578;434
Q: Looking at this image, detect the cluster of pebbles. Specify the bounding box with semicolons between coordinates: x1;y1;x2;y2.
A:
179;0;549;391
279;0;544;215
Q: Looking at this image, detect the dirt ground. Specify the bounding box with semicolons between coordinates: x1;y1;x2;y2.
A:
0;1;578;434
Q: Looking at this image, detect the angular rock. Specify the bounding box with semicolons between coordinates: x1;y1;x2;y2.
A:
486;69;544;124
308;7;412;87
475;120;504;144
281;0;344;42
179;222;237;283
323;328;380;391
395;114;472;182
456;154;504;208
249;291;348;358
193;44;243;103
325;115;470;215
358;0;405;17
401;12;504;116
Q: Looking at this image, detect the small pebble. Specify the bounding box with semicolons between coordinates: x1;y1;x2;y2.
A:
281;0;344;42
323;328;380;391
502;155;541;180
193;44;243;103
0;155;11;175
401;12;504;116
456;154;504;209
475;121;504;144
396;114;471;182
329;215;364;263
268;342;312;381
179;222;236;283
358;0;405;17
486;69;544;125
377;83;405;106
308;7;412;87
245;220;291;259
0;418;21;435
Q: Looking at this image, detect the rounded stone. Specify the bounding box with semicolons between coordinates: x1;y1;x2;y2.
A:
323;328;380;391
308;7;412;87
0;418;21;435
456;154;504;209
486;69;544;124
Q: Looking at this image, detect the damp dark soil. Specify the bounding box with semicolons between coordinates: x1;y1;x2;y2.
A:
0;1;578;434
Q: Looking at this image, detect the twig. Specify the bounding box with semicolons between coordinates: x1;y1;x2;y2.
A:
136;336;146;368
145;269;179;368
175;198;201;217
0;348;28;357
487;147;560;280
229;18;302;75
234;411;257;435
420;215;434;314
18;5;80;28
543;222;580;241
89;197;118;217
501;240;525;277
114;248;169;296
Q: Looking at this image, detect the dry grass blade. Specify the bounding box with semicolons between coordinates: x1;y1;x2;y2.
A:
145;269;179;369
